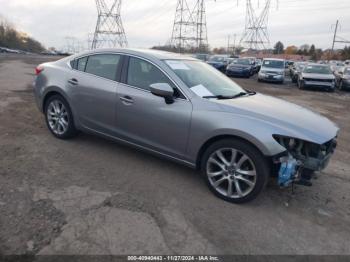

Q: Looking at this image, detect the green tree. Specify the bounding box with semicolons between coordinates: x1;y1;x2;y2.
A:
273;41;284;54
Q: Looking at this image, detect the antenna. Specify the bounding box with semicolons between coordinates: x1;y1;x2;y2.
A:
239;0;274;50
170;0;209;53
91;0;128;49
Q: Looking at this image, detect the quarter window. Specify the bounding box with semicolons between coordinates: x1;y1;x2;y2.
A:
85;54;121;81
127;57;174;92
77;57;88;72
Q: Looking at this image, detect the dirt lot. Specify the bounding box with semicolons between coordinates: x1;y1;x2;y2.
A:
0;54;350;256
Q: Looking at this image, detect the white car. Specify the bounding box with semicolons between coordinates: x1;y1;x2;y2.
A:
258;58;285;84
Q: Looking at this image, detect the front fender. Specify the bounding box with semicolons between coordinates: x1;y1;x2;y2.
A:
186;111;287;163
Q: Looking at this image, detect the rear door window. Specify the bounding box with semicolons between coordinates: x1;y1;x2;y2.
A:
85;54;121;81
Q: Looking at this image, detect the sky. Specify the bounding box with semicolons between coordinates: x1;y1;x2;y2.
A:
0;0;350;51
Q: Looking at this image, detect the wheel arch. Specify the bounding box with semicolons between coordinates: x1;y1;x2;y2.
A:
195;134;270;170
42;88;70;113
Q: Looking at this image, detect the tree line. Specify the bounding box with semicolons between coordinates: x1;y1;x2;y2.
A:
274;41;350;61
0;19;45;53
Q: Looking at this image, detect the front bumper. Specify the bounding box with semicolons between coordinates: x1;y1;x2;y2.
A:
226;68;250;77
258;73;284;82
301;79;335;89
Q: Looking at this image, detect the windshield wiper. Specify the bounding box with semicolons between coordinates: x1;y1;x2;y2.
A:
203;92;249;100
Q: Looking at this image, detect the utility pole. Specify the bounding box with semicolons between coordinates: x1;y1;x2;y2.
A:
331;20;339;52
227;35;230;53
91;0;128;49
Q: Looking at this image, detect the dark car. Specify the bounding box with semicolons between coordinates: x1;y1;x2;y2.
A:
335;66;350;90
226;58;255;78
298;64;335;92
207;55;230;72
194;53;210;62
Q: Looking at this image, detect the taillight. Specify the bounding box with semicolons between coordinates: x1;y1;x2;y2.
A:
35;66;44;75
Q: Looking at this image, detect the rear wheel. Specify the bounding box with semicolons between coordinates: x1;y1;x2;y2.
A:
45;95;78;139
201;139;269;204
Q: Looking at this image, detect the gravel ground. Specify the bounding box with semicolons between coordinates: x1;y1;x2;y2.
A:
0;53;350;256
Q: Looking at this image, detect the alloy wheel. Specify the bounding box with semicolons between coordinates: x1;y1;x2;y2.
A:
206;148;257;199
47;100;69;135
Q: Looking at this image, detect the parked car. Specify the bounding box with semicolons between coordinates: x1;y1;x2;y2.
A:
330;62;344;73
226;58;255;78
298;64;336;92
290;62;308;83
194;53;210;62
242;57;259;73
335;66;350;90
34;48;339;203
207;55;230;72
258;58;286;84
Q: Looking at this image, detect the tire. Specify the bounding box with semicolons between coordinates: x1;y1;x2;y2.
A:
200;139;269;204
258;78;262;83
339;80;343;91
298;79;304;90
44;95;79;139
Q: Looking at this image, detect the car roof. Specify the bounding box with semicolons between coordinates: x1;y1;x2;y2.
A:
307;63;329;67
263;58;285;61
71;48;197;61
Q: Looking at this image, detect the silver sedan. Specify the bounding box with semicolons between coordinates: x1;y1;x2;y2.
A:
34;48;339;203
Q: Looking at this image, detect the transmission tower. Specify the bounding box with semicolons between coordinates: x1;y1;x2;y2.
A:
170;0;209;53
91;0;128;49
239;0;272;50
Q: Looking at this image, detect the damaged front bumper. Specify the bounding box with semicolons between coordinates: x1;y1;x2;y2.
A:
273;136;337;187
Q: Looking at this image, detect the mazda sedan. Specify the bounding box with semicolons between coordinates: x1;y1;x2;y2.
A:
34;49;339;203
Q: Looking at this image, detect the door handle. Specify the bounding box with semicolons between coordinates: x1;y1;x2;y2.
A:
68;78;78;85
120;96;134;104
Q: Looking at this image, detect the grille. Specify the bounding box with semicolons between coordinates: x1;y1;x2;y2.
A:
304;78;333;83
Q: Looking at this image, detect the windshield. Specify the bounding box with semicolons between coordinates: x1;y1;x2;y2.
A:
303;65;332;74
296;63;307;70
233;59;251;65
262;60;284;68
165;60;245;97
209;56;225;62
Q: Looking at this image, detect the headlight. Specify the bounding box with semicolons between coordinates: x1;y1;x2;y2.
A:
260;70;267;74
273;135;304;153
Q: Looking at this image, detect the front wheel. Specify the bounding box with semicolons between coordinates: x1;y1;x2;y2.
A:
45;95;79;139
201;139;269;204
298;79;304;89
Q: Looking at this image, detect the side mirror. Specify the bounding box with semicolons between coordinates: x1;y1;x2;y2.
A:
150;83;174;104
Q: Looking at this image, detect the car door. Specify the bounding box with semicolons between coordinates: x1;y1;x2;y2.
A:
115;56;193;159
69;53;123;135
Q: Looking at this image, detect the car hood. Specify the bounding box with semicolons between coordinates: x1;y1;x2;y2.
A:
229;64;251;69
261;67;284;73
213;93;339;144
207;61;224;65
302;73;334;79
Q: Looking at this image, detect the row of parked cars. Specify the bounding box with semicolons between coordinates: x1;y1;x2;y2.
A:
201;54;350;92
199;55;262;78
289;60;350;91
